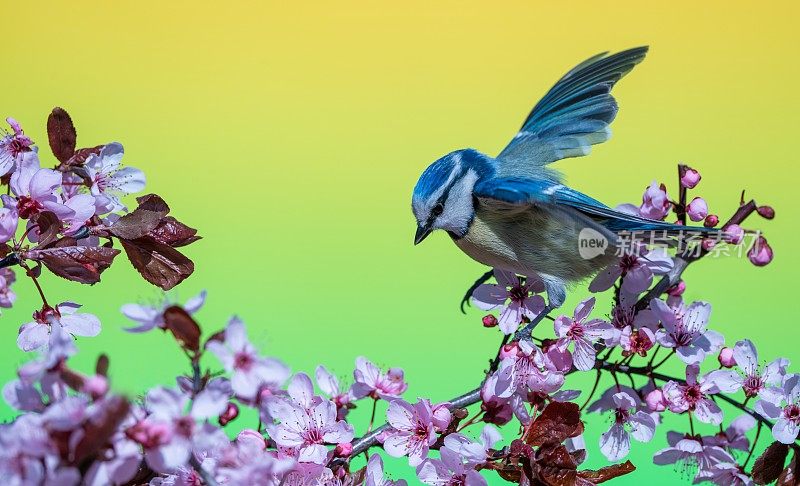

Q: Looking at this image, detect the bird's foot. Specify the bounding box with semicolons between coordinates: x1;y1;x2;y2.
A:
459;270;495;314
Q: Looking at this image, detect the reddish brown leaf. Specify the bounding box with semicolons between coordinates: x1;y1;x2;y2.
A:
577;461;636;484
65;145;103;167
163;306;201;352
47;107;77;163
779;452;800;485
24;242;120;284
149;216;201;247
32;211;62;248
120;236;194;290
753;441;790;485
109;194;171;240
71;396;130;465
96;354;110;377
526;401;583;447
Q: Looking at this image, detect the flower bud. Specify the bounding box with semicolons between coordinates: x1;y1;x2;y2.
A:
645;389;667;412
757;205;775;220
218;402;240;426
723;224;744;244
482;314;498;328
334;442;353;457
718;347;736;368
499;342;519;359
748;236;773;266
701;239;716;252
432;402;452;431
680;167;701;189
236;429;267;450
686;197;708;222
703;214;719;227
82;375;109;400
666;281;686;297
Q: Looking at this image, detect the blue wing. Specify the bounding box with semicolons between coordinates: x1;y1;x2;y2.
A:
473;177;716;234
496;47;648;179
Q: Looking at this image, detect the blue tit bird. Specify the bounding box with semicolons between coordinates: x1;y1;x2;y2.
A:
411;47;716;308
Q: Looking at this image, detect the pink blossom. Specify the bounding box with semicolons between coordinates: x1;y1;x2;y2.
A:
653;436;735;482
265;373;353;464
383;399;438;466
598;391;656;461
9;151;64;219
442;425;502;465
479;374;513;426
680;167;701;189
686;197;708;222
645;388;667;412
0;200;18;244
84;143;146;213
650;298;722;365
717;347;735;368
0;117;34;176
121;290;206;333
365;454;407;486
315;365;353;420
620;326;656;358
703;413;755;452
754;373;800;444
706;339;787;398
639;181;671;220
471;269;546;335
0;268;16;308
352;357;408;400
416;447;487;486
694;462;753;486
662;365;724;425
17;303;101;352
553;297;613;371
495;340;565;399
206;317;290;401
748;235;773;266
589;247;673;295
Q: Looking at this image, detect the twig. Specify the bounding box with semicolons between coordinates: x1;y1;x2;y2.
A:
189;455;219;486
744;421;763;470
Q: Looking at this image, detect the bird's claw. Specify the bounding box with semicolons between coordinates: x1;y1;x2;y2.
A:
459;270;494;314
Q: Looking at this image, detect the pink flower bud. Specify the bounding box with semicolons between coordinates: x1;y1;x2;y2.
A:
334;442;353;457
701;239;716;251
704;214;719;227
718;347;736;368
640;182;671;220
499;342;519;359
432;402;452;431
236;429;267;450
81;375;109;399
723;224;744;244
680;167;701;189
686;197;708;222
645;389;667;412
482;314;498;328
748;236;773;267
218;402;240;426
757;205;775;220
666;281;686;297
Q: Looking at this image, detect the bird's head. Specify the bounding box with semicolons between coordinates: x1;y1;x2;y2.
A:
411;149;490;245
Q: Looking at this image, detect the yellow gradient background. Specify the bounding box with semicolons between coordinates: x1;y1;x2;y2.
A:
2;2;798;484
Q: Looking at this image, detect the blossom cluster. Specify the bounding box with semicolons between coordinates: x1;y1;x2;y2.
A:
0;113;793;486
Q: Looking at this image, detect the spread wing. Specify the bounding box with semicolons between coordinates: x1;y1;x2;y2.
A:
495;47;648;179
473;176;714;234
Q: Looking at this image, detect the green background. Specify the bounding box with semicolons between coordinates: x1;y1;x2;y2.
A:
2;2;798;483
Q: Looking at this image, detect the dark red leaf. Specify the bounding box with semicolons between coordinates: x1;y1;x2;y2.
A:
108;194;171;240
120;236;194;290
24;242;120;284
149;216;201;247
96;354;110;377
71;396;130;465
753;441;790;485
577;461;636;484
163;306;201;352
65;145;103;167
32;211;62;248
526;401;584;447
47;107;77;163
778;452;800;485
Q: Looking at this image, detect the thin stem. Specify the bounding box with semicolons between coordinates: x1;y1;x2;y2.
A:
651;349;675;370
744;421;763;469
189;454;219;486
367;398;378;433
20;262;50;308
688;412;695;436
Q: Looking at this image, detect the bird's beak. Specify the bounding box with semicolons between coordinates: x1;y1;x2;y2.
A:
414;223;432;245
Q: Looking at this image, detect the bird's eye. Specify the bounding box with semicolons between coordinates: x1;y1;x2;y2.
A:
432;203;444;217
